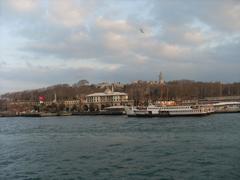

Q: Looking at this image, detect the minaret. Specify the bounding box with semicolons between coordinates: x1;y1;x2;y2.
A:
159;72;164;100
53;93;57;103
159;72;164;85
111;84;114;92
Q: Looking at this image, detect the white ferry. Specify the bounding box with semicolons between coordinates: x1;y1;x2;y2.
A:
101;106;126;115
213;102;240;113
125;107;154;117
127;104;213;117
161;105;214;116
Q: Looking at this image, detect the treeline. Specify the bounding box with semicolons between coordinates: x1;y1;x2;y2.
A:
126;80;240;104
0;84;102;101
1;80;240;103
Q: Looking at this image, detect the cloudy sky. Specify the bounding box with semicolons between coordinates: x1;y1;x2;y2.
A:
0;0;240;94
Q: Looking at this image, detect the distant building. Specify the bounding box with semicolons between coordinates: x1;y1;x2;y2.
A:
132;80;147;84
148;81;158;84
63;100;80;107
113;82;125;88
97;82;125;90
85;86;132;110
155;101;176;106
199;96;240;104
97;82;111;89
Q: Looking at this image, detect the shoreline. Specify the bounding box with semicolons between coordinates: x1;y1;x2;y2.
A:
0;110;239;118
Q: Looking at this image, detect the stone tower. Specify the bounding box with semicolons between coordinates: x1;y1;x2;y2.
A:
159;72;164;85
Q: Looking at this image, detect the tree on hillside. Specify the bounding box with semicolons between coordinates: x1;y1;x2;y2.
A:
73;80;89;87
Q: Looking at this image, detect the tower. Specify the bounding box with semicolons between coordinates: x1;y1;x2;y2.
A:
159;72;164;85
53;93;57;103
159;72;165;100
111;84;114;92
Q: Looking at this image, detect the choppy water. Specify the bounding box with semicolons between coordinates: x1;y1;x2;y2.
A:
0;114;240;180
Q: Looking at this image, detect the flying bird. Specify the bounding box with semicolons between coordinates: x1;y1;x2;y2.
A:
139;28;144;33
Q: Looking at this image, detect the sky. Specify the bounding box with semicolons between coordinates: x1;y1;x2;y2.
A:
0;0;240;94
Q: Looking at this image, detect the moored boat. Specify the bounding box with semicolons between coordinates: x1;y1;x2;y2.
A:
159;105;214;116
126;105;169;117
100;106;126;115
58;111;72;116
213;102;240;113
127;104;213;117
39;112;58;117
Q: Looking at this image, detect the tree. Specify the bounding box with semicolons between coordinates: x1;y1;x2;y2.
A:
71;104;78;112
73;80;89;87
58;103;65;111
83;105;88;112
89;104;95;112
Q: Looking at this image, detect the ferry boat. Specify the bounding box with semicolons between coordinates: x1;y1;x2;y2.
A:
126;104;213;117
126;106;167;117
213;102;240;113
101;106;126;115
161;105;214;116
126;105;169;117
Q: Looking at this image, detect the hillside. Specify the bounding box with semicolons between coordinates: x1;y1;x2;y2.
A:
1;80;240;103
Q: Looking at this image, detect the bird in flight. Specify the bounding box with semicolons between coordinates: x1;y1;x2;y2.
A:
139;28;144;33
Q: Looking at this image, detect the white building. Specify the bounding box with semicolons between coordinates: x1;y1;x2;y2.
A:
85;87;131;110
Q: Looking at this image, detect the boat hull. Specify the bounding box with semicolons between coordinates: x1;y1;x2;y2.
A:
128;111;170;117
168;112;211;117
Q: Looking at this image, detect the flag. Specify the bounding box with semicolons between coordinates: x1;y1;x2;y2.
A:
39;96;45;103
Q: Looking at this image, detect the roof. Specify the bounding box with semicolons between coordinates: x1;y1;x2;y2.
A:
104;106;126;109
213;102;240;106
86;92;127;97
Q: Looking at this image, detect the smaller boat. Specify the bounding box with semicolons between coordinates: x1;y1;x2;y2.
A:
21;112;41;117
39;112;58;117
20;111;41;117
58;111;72;116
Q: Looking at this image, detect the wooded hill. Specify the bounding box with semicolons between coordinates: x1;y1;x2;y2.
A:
1;80;240;104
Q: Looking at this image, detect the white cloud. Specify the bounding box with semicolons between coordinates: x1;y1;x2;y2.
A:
7;0;40;12
48;0;87;27
159;44;190;59
203;2;240;32
184;31;205;44
96;17;134;32
104;32;130;51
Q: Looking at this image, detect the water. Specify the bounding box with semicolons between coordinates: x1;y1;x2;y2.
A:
0;114;240;180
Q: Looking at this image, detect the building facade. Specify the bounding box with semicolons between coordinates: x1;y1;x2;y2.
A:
85;87;131;110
